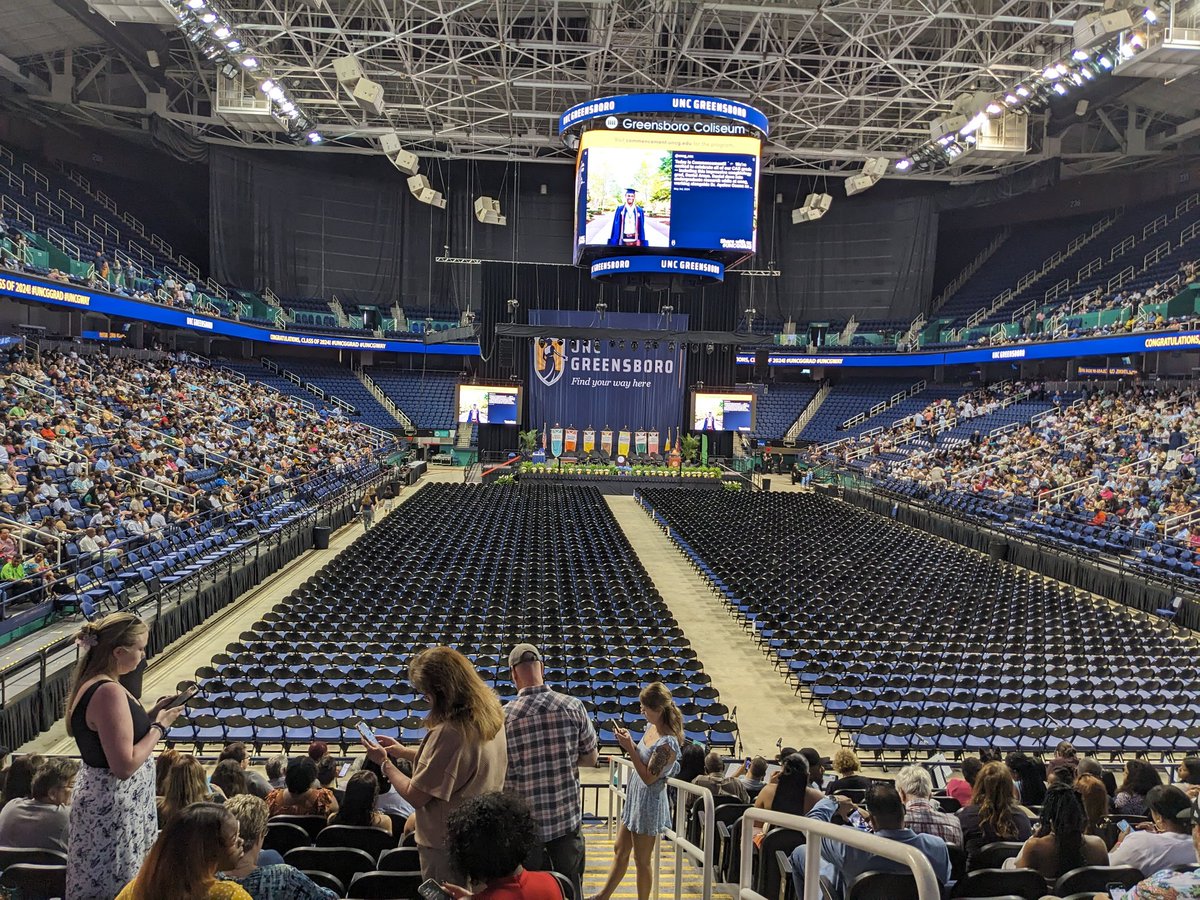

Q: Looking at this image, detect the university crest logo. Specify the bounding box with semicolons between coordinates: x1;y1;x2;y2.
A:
535;338;567;387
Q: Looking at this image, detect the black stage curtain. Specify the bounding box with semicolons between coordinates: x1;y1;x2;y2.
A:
209;148;417;303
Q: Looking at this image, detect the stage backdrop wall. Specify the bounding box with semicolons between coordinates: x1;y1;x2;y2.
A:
528;310;688;443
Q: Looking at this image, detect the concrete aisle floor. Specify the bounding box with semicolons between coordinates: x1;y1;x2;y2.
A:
605;495;837;759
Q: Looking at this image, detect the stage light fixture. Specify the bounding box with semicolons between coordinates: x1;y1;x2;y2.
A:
186;0;204;7
307;131;323;144
200;11;216;22
631;341;638;350
240;56;258;68
667;342;675;352
619;340;625;350
213;24;230;39
895;158;912;172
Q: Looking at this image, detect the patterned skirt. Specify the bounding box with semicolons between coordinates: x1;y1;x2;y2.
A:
66;757;158;900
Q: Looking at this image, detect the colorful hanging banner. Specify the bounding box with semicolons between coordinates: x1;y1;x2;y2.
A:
550;427;564;458
583;429;596;452
634;431;648;455
601;430;614;455
617;430;631;457
564;429;578;453
648;431;660;455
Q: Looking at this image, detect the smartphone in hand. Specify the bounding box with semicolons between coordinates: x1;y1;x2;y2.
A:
355;721;378;746
165;681;200;709
418;879;454;900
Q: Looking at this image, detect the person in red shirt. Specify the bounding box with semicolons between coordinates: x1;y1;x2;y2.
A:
444;792;563;900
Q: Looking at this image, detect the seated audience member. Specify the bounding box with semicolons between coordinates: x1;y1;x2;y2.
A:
117;802;250;900
1074;774;1111;839
211;759;249;800
826;748;872;797
1045;741;1080;778
315;755;342;805
756;753;823;822
0;757;77;852
957;762;1034;867
158;754;223;826
692;751;749;806
945;757;983;808
1109;785;1197;874
361;756;415;819
0;753;43;811
266;757;338;818
306;741;328;765
676;743;706;785
1013;782;1108;885
895;765;962;847
264;755;286;791
327;771;392;834
219;743;272;799
218;794;337;899
444;791;561;900
1116;793;1200;899
740;757;770;796
800;748;830;790
155;747;182;796
789;784;951;898
1177;757;1200;797
1115;759;1163;817
1078;756;1118;799
1006;752;1048;807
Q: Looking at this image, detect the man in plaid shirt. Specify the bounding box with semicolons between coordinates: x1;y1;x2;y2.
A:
504;643;599;900
895;765;963;847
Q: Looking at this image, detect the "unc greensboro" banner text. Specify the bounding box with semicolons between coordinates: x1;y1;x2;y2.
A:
528;310;688;442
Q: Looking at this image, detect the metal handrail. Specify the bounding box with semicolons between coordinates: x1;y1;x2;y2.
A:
737;807;941;900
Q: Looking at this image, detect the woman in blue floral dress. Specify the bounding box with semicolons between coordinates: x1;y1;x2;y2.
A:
590;683;682;900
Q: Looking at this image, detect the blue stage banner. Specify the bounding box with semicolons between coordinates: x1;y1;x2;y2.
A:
0;272;479;356
529;310;688;445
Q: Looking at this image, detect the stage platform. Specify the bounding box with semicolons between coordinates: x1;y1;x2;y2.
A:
507;463;733;494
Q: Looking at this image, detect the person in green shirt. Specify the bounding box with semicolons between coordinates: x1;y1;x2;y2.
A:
1;554;40;605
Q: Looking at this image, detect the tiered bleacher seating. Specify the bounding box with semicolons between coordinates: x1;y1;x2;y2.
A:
750;383;820;441
365;369;458;431
798;381;916;444
186;483;737;753
934;214;1105;324
637;489;1200;757
273;361;403;431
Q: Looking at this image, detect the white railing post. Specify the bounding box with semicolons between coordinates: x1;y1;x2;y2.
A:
608;755;715;900
738;808;941;900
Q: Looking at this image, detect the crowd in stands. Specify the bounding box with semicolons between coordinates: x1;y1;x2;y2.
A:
840;382;1200;551
0;345;384;615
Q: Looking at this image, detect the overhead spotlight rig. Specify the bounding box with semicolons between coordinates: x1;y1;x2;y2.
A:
166;0;321;144
894;11;1158;174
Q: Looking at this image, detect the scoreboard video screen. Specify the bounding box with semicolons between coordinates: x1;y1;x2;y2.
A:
692;391;755;433
456;384;521;426
573;129;760;264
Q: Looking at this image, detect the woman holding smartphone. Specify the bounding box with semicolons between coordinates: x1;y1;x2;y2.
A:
64;612;185;900
361;647;507;883
590;683;682;900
